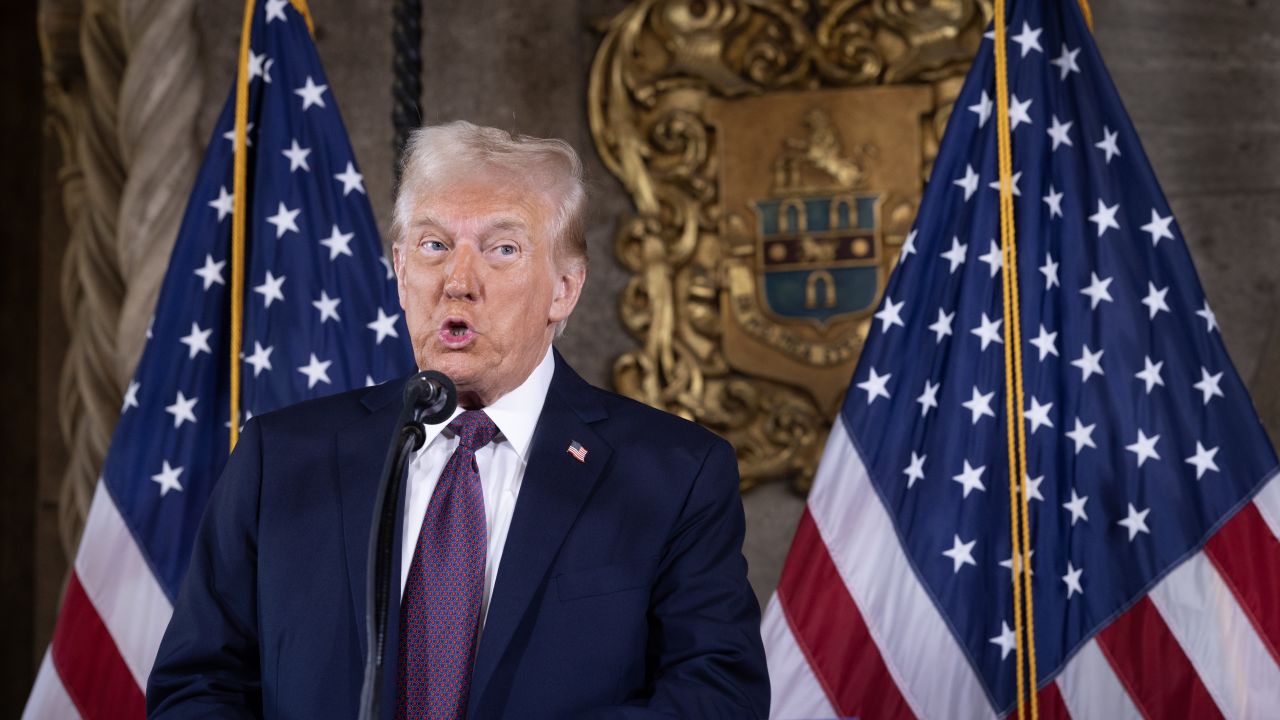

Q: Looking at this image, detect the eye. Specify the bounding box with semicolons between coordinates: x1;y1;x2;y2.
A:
422;238;447;252
496;244;517;256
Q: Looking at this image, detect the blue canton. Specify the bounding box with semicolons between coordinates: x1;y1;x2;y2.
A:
102;0;415;601
842;0;1278;713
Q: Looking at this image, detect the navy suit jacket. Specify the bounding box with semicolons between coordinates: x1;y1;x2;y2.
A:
147;352;769;718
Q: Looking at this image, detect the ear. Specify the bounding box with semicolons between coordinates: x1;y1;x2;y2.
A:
392;242;408;311
548;261;586;325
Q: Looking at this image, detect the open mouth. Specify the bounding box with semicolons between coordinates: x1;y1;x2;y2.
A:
438;318;476;348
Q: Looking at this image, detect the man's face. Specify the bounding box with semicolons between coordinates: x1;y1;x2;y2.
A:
393;167;585;407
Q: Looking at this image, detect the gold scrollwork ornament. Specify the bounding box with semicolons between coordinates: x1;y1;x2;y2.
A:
590;0;990;492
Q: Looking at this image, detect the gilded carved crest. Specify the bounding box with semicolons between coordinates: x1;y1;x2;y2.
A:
589;0;990;491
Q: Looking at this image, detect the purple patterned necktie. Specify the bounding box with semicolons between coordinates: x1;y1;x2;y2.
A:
398;410;499;719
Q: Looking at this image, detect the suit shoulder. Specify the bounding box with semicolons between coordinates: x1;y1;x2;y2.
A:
585;384;730;456
250;382;394;438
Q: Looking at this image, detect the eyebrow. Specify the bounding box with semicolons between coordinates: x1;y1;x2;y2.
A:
410;214;530;234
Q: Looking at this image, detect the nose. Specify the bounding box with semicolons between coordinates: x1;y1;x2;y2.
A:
443;244;480;301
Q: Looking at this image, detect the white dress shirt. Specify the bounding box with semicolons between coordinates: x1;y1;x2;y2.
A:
399;345;555;627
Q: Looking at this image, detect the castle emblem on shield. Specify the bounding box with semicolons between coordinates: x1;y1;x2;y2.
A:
708;88;930;411
754;109;882;325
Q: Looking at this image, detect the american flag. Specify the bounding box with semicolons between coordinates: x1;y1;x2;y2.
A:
24;1;414;716
764;1;1280;718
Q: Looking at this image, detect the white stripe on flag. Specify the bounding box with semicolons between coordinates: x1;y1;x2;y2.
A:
1253;474;1280;542
1148;550;1280;718
807;420;996;719
1055;638;1142;720
73;483;174;689
761;596;838;720
21;650;80;720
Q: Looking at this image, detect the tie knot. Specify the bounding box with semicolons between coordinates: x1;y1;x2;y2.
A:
448;410;499;452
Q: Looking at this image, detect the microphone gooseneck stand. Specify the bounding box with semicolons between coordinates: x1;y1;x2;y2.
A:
358;371;458;720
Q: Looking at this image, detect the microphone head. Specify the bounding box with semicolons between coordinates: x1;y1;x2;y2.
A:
403;370;457;424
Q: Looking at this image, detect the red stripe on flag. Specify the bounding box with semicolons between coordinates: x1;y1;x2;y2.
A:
1204;502;1280;665
1014;683;1071;720
50;571;147;719
776;509;914;719
1095;596;1223;720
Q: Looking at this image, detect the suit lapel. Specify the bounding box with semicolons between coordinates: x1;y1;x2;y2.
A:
335;379;405;658
468;353;613;712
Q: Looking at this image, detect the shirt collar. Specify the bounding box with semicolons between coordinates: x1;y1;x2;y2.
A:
419;345;555;462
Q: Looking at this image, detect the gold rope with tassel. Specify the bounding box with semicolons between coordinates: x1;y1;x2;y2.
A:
992;0;1035;717
991;0;1093;715
228;0;315;450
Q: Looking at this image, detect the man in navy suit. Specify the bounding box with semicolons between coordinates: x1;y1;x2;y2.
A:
147;121;769;718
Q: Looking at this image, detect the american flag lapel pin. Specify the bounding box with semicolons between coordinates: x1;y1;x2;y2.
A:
566;440;588;463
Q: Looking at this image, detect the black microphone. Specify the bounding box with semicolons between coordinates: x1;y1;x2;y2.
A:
358;369;457;720
402;370;458;426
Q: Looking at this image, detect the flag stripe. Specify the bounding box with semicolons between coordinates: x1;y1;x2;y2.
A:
1095;596;1223;719
1254;475;1280;542
761;598;838;720
1204;500;1280;665
50;573;147;719
1055;639;1143;720
1015;682;1070;720
1148;551;1280;718
776;508;914;719
74;485;174;688
21;652;80;720
807;420;996;719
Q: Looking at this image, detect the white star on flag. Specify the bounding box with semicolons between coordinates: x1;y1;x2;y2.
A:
1135;356;1165;393
1010;21;1042;57
282;139;312;172
366;307;401;344
952;460;987;497
929;308;954;343
1118;503;1152;541
266;202;301;238
903;452;927;488
193;254;226;291
179;322;213;359
1063;489;1089;526
874;297;905;332
856;367;891;405
1046;115;1073;150
941;236;968;273
312;290;342;323
294;76;328;111
320;225;355;260
297;353;333;389
1066;418;1097;454
917;379;941;417
151;460;184;497
1095;126;1121;164
1088;199;1121;237
1141;209;1175;246
1062;562;1084;599
969;91;993;127
1185;442;1221;480
943;534;978;572
971;313;1004;351
254;271;287;308
1125;429;1161;468
1029;324;1058;361
165;390;198;429
953;165;980;201
1193;367;1225;405
244;341;274;377
990;622;1017;660
1050;43;1081;80
208;186;234;222
335;162;366;196
962;386;996;425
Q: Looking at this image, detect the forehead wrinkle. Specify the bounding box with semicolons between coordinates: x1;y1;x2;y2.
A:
411;207;534;238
